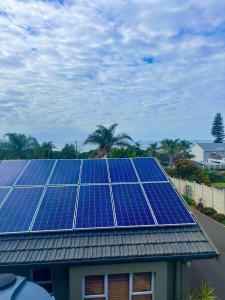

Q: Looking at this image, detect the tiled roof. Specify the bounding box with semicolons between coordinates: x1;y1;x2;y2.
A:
194;143;225;152
0;225;218;266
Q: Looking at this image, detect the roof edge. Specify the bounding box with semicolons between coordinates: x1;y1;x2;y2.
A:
0;252;218;268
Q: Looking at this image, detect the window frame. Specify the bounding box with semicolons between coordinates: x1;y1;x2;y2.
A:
82;274;108;299
129;272;154;300
82;272;154;300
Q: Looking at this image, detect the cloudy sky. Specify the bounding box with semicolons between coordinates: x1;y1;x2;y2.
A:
0;0;225;147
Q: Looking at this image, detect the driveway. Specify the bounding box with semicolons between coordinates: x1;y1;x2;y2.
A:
191;208;225;299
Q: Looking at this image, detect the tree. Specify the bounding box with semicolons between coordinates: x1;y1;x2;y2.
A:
160;139;192;166
61;143;77;159
147;143;158;157
160;139;181;165
4;133;39;159
84;123;133;158
174;159;210;186
40;142;55;159
211;113;224;143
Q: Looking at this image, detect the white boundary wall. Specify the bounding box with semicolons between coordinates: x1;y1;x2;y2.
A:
171;177;225;214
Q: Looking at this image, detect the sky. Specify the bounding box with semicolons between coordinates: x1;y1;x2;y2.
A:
0;0;225;148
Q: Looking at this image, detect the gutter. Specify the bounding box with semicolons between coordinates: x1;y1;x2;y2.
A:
0;252;218;268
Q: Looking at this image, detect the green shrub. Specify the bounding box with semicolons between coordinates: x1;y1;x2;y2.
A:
206;170;225;183
188;282;218;300
197;202;204;210
183;196;195;206
174;159;210;186
212;213;225;222
200;207;217;217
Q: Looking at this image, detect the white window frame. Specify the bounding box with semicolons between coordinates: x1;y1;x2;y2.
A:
129;272;154;300
82;272;154;300
83;274;108;299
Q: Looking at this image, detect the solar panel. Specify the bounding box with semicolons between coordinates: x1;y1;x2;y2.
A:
112;184;155;227
133;157;168;182
80;159;109;184
75;185;115;229
0;157;196;234
0;188;11;205
108;159;138;182
49;160;81;185
0;187;43;233
32;186;77;231
0;160;28;186
143;182;195;225
16;160;55;185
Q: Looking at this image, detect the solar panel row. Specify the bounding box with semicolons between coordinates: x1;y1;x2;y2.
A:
0;182;195;233
0;158;169;186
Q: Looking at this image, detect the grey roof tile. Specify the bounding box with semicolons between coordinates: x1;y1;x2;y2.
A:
0;225;218;266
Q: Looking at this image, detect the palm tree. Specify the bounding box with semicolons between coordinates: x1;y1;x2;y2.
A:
41;142;55;159
147;143;158;157
4;133;39;159
160;139;181;166
84;123;133;158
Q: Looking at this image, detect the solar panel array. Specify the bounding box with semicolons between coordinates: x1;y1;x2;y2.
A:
0;158;195;234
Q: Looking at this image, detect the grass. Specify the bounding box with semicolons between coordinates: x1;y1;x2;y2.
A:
211;182;225;187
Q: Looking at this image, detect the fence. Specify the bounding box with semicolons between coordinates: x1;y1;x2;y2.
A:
171;177;225;214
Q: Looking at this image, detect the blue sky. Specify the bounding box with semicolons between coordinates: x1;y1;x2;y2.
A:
0;0;225;147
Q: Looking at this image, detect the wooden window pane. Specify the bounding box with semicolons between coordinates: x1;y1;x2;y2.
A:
108;274;129;300
85;275;104;295
132;296;152;300
133;273;152;292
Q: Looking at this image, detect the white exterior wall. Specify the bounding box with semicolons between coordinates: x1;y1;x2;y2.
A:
190;144;204;161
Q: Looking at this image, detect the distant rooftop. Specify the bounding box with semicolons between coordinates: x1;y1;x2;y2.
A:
193;143;225;152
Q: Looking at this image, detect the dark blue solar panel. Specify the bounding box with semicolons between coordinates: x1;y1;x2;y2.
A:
108;159;138;183
0;187;43;233
16;160;55;185
32;186;77;231
0;160;28;186
80;159;109;183
133;158;168;182
143;182;195;225
76;185;114;228
49;160;81;185
0;188;11;205
112;184;155;226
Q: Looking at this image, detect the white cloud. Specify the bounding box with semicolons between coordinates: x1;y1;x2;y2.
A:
0;0;225;146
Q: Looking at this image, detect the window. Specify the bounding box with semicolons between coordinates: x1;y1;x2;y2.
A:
108;274;129;300
83;273;153;300
32;268;53;293
83;275;106;299
131;273;153;300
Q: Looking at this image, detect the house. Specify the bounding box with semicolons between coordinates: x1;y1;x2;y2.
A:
190;143;225;162
0;158;218;300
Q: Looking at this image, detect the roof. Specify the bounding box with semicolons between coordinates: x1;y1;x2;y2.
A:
193;143;225;152
0;225;218;267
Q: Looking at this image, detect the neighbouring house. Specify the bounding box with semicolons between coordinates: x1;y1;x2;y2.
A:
190;143;225;162
0;158;218;300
